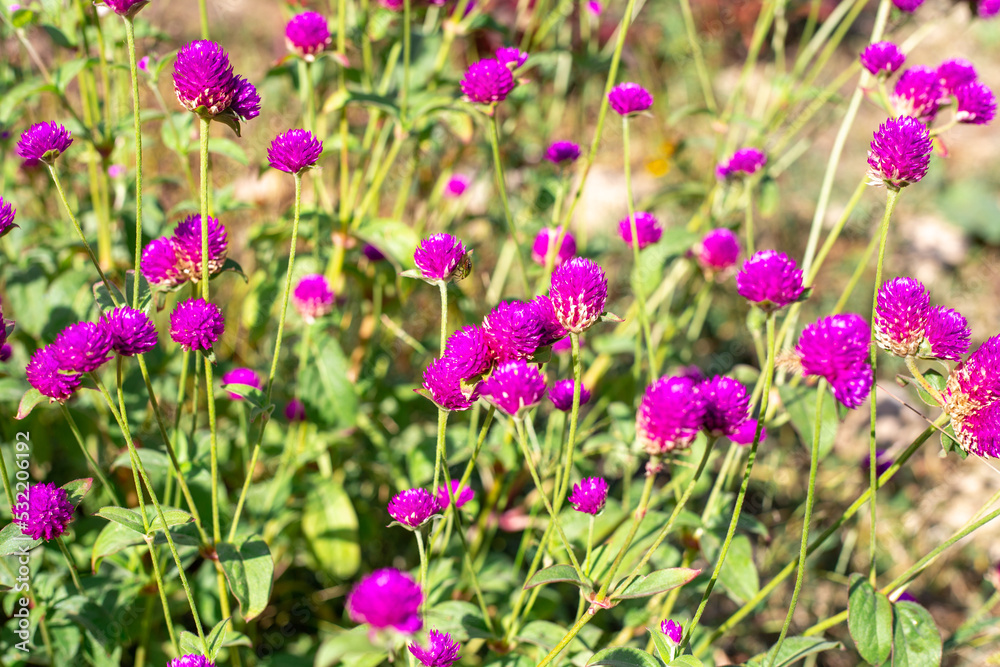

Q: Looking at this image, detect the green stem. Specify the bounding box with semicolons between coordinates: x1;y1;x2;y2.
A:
622;117;656;381
198;0;209;39
905;356;944;406
55;536;83;594
0;443;14;510
402;0;411;124
414;529;428;611
555;333;584;510
677;0;716;113
487;113;529;293
58;403;120;505
124;18;144;306
439;282;448;357
432;408;448;513
584;515;595;577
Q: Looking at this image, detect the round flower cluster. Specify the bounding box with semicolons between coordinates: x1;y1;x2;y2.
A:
268;129;323;174
285;11;331;60
0;196;18;238
347;568;423;633
545;141;581;165
618;212;662;250
173;40;260;123
496;46;528;70
480;360;547;417
567;477;609;515
292;274;336;322
167;656;215;667
608;82;653;116
413;233;471;284
16;121;73;166
715;148;767;180
859;41;905;77
875;276;970;360
460;59;515;105
796;313;873;409
736;250;805;311
221;367;263;400
13;482;74;541
531;228;576;268
695;228;740;274
141;215;229;289
409;630;462;667
169;298;225;352
548;379;591;412
880;56;996;128
102;0;148;17
866;116;932;189
435;480;474;510
388;488;439;528
945;335;1000;457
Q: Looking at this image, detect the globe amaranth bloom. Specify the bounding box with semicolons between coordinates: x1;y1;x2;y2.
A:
0;344;11;362
413;234;470;284
549;257;609;334
101;306;158;356
435;480;474;510
699;376;750;437
532;295;569;348
479;360;546;417
946;335;1000;457
796;313;873;409
954;82;997;126
173;40;260;124
860;41;905;76
891;67;943;122
0;196;18;238
531;228;575;267
443;174;470;198
549;379;591;412
568;477;608;515
980;0;1000;17
545;141;581;165
460;59;515;105
496;46;528;69
661;619;683;644
141;237;184;289
101;0;148;17
268;129;323;174
167;657;215;667
52;322;114;373
608;82;653;116
221;367;263;399
170;298;225;351
892;0;925;11
730;418;767;446
736;250;805;311
696;228;740;272
285;398;307;422
388;488;439;528
483;300;543;363
171;214;229;282
27;346;81;401
715;148;767;180
422;357;478;411
866;116;932;189
409;630;461;667
636;375;707;454
618;211;662;250
13;482;74;541
937;58;978;95
443;325;492;379
16;122;72;165
230;76;262;121
363;244;386;261
286;11;331;60
923;306;970;361
875;277;930;357
292;274;335;322
347;568;423;633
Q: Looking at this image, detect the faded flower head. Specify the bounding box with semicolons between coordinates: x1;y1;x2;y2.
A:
0;196;18;238
954;81;997;126
860;41;905;76
286;11;331;60
27;346;81;401
531;228;575;267
549;257;608;333
797;313;873;409
460;59;515;105
101;306;158;356
409;630;461;667
696;228;740;272
173;40;239;116
16;122;72;165
661;619;683;644
866;115;932;189
548;379;591;412
608;82;653;116
268;129;323;173
101;0;148;17
479;360;547;417
443;325;492;379
422;357;477;411
141;237;184;288
172;214;229;282
221;367;263;400
545;141;581;164
618;211;662;250
636;375;707;454
293;274;335;322
496;46;528;69
414;234;470;283
169;298;225;351
736;250;805;311
347;568;423;633
435;480;474;511
483;300;543;363
875;277;930;357
924;306;971;361
937;58;978;95
388;488;439;528
167;656;215;667
568;477;609;515
14;482;73;541
716;148;767;180
699;376;750;437
891;67;943;122
52;322;113;373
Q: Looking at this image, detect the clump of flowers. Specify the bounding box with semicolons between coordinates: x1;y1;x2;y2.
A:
412;234;471;284
549;379;591;412
608;82;653;116
173;40;260;131
16;122;72;166
496;46;528;70
716;148;767;180
545;141;581;164
875;276;970;360
636;375;707;454
27;347;81;401
421;358;478;411
167;657;215;667
661;619;683;644
532;295;569;348
891;67;943;122
347;568;423;633
618;211;662;250
444;174;470;198
549;257;609;333
460;59;515;105
699;376;751;438
285;11;331;60
142;215;230;289
937;58;978;95
696;228;740;274
13;482;74;540
531;228;575;267
292;274;336;322
860;41;905;76
736;250;805;311
409;630;461;667
268;129;323;174
480;360;547;417
443;325;492;379
483;300;543;363
222;367;263;399
388;488;439;528
954;81;997;126
796;313;873;409
101;306;158;356
285;398;307;422
866;115;932;189
170;298;225;352
568;477;608;514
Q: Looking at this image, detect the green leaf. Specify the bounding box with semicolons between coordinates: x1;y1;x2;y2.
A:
587;647;663;667
424;601;492;641
778;383;838;459
300;332;358;430
524;564;589;590
516;620;600;652
612;568;699;600
667;658;703;667
16;388;46;420
209;137;249;165
89;519;199;572
179;617;230;661
892;600;942;667
93;279;127;313
61;478;93;508
96;506;192;536
96;507;146;535
848;573;893;665
221;382;274;423
215;257;249;283
216;534;274;621
301;479;360;578
747;637;841;667
648;627;674;664
701;532;759;605
0;522;42;556
11;8;35;28
54;57;96;95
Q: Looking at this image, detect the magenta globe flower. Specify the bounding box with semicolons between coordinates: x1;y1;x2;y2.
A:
866;115;932;189
946;335;1000;457
548;379;591;412
13;482;74;541
26;346;81;401
730;419;766;446
797;313;872;409
979;0;1000;17
173;40;239;115
860;41;905;76
699;376;750;437
545;141;581;165
422;358;477;411
443;325;492;379
230;76;261;121
101;0;148;17
568;477;608;515
875;277;930;357
172;214;229;282
891;67;943;122
483;300;543;363
347;568;423;633
618;211;662;250
736;250;805;311
52;322;114;373
285;398;307;422
937;58;978;95
716;148;767;180
141;237;184;289
697;228;740;272
636;375;707;454
892;0;925;11
409;630;461;667
268;129;323;174
167;657;215;667
608;82;653;116
460;59;515;105
16;122;72;165
285;11;332;60
169;298;225;352
221;367;263;399
531;228;575;267
443;174;470;198
292;274;335;322
661;619;683;644
101;306;158;356
0;196;18;238
388;488;439;528
413;234;470;284
549;257;608;334
435;480;474;511
480;360;547;417
496;46;528;69
923;306;970;361
954;82;997;126
532;295;569;348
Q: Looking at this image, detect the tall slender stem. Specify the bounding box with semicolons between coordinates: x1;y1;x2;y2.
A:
555;333;583;509
402;0;411;124
124;18;144;305
438;282;448;357
59;403;120;505
432;407;448;511
622;117;656;382
198;0;209;39
414;529;428;610
487;113;529;292
55;536;84;594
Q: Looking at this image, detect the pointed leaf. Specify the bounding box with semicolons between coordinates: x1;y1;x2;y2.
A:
16;388;46;420
95;507;146;535
667;658;703;667
613;568;700;600
587;647;663;667
0;523;42;556
648;627;674;664
302;480;360;578
747;637;841;667
180;617;229;661
848;573;893;665
216;534;274;621
221;382;274;423
892;600;942;667
524;564;588;590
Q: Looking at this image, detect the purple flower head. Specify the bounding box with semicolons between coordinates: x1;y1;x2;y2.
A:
545;141;581;165
923;306;970;361
169;298;225;351
866;115;932;189
548;379;591;412
891;67;943;122
221;367;263;400
435;480;474;511
875;277;930;357
483;300;543;363
730;418;766;446
636;375;707;454
532;295;569;347
16;122;72;165
797;314;872;409
230;76;261;121
831;363;875;409
980;0;1000;17
286;11;332;60
347;568;423;633
173;41;239;116
167;657;215;667
736;250;805;311
268;129;323;174
108;164;125;179
531;228;576;267
568;477;608;515
860;41;905;76
480;360;547;417
443;325;492;379
0;196;18;238
618;212;662;250
549;257;608;334
0;344;11;362
138;56;149;72
27;346;81;401
422;357;477;411
444;174;470;198
414;234;470;283
892;0;925;10
409;630;461;667
101;0;148;17
862;448;895;477
716;148;767;180
937;59;978;95
697;228;740;272
285;398;306;422
946;335;1000;432
292;274;335;322
141;237;184;288
388;488;438;528
661;619;683;644
700;376;751;437
363;244;386;261
172;215;229;281
496;46;528;69
52;322;113;373
14;482;73;541
954;81;997;126
460;59;515;105
552;335;574;354
101;306;157;356
608;82;653;116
